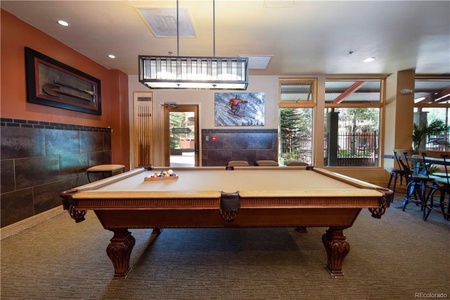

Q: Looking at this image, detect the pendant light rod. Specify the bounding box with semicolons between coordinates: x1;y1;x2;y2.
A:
213;0;216;57
176;0;180;56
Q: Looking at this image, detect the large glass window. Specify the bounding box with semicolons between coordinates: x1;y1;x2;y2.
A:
325;80;382;104
279;108;313;165
277;77;384;167
324;78;383;167
279;78;316;106
324;107;380;167
413;107;449;150
414;78;450;104
278;78;316;166
413;77;450;151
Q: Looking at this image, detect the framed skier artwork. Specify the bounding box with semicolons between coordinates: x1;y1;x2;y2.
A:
214;93;265;126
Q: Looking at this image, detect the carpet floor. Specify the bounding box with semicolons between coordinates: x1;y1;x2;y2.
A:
1;191;449;300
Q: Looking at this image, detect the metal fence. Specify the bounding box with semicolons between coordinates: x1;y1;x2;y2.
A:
426;133;450;150
280;131;379;167
324;131;379;166
280;131;449;167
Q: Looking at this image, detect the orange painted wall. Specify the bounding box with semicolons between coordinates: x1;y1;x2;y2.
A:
1;9;110;127
109;70;131;169
1;9;130;168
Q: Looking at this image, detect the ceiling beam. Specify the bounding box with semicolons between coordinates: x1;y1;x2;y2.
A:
332;81;366;104
435;88;450;102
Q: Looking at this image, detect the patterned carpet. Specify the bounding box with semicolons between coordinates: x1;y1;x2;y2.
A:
1;192;448;300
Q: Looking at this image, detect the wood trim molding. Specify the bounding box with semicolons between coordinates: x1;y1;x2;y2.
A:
0;206;64;240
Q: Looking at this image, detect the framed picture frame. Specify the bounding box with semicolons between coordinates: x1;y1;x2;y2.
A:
215;92;265;126
25;47;102;115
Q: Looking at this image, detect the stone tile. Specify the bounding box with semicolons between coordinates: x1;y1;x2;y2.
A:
0;123;113;228
15;156;61;189
201;130;278;166
60;152;89;177
33;181;71;214
1;160;15;193
104;132;112;151
89;151;112;167
64;173;89;188
271;133;278;148
205;150;232;166
73;173;90;186
1;189;33;227
221;133;248;150
247;133;273;149
255;150;278;161
86;172;105;182
202;138;219;150
45;129;80;155
230;150;257;165
80;131;103;152
1;127;45;159
203;135;225;149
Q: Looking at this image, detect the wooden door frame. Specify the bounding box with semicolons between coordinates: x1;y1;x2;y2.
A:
163;104;199;166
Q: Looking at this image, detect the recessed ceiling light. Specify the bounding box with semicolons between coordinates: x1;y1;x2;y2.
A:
57;20;69;27
363;57;376;63
108;54;116;59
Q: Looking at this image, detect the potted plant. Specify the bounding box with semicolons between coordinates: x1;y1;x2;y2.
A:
412;119;448;154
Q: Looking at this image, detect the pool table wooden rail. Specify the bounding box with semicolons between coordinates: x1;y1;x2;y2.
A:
60;166;392;278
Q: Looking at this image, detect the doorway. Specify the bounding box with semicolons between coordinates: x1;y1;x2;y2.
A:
163;104;199;167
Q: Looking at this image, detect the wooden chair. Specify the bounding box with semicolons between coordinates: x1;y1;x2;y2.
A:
227;160;249;167
386;150;407;202
285;160;309;167
86;164;125;182
255;160;279;166
423;154;450;221
396;150;435;219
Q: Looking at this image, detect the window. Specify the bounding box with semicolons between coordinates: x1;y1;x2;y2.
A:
278;78;316;165
413;77;450;150
277;77;384;167
279;108;313;165
324;78;383;167
414;78;450;104
325;80;382;104
279;78;316;106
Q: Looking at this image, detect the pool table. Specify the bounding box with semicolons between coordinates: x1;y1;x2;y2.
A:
61;166;392;278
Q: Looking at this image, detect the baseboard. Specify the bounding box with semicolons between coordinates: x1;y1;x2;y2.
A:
0;206;65;240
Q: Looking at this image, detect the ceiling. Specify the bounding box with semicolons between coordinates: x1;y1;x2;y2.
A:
2;0;450;77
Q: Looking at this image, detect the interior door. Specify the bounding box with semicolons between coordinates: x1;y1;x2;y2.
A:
163;104;199;167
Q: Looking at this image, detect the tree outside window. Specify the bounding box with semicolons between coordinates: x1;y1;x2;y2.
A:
279;108;313;165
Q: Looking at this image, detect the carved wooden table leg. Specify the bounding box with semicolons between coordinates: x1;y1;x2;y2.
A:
106;229;136;278
322;227;350;276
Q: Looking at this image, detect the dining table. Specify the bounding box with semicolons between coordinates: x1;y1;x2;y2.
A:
383;152;450;221
383;153;450;175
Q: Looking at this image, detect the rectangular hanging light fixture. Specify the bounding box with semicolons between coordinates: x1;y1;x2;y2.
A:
139;55;249;90
138;0;249;90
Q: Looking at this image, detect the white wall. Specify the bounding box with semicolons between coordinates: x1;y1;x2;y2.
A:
128;75;280;166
